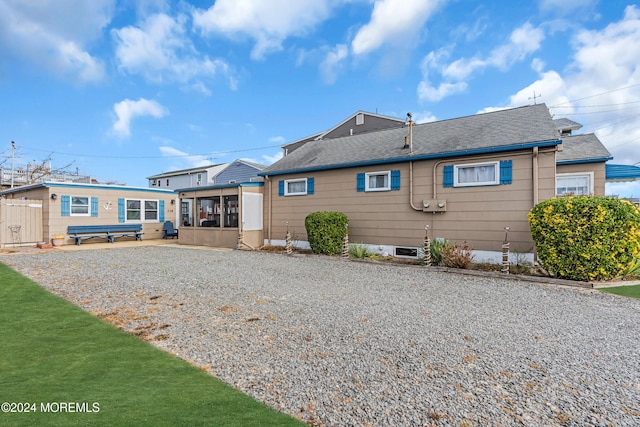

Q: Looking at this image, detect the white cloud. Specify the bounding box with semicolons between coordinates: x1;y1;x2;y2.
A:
418;22;544;102
539;0;598;17
319;44;348;84
351;0;444;56
193;0;332;60
113;13;236;90
112;98;168;138
444;23;544;80
262;151;284;165
417;80;468;103
481;6;640;187
268;136;286;144
0;0;113;82
414;112;438;124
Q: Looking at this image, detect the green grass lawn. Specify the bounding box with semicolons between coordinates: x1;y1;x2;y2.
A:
0;263;303;426
600;284;640;299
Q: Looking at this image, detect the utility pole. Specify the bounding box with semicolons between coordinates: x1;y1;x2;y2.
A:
11;141;15;189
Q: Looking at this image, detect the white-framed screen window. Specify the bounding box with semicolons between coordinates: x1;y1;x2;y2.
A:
556;172;593;196
454;161;499;187
285;178;307;196
126;199;159;221
71;196;90;216
366;171;391;191
196;173;202;186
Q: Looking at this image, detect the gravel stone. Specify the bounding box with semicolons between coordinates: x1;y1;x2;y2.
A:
2;246;640;426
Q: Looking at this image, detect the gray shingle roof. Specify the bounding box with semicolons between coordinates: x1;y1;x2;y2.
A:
262;104;560;175
554;118;583;132
556;133;612;163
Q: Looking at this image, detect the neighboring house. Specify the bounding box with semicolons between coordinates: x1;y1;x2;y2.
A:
259;104;611;262
147;163;229;190
556;133;611;196
605;164;640;183
214;159;266;184
554;119;640;194
1;165;92;191
147;159;265;190
282;110;406;155
0;182;176;247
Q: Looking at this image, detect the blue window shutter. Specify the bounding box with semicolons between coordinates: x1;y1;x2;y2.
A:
278;180;284;196
357;173;365;192
90;197;98;217
307;177;314;194
61;195;70;217
118;198;125;223
443;165;454;188
159;200;165;222
391;170;400;190
500;160;513;184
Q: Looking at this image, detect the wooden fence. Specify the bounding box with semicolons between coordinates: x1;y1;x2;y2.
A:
0;199;43;247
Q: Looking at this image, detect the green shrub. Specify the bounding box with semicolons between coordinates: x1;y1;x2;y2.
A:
528;196;640;281
427;239;474;268
349;243;375;260
304;211;349;255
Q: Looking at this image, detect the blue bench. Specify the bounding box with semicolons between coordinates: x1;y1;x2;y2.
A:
67;224;144;245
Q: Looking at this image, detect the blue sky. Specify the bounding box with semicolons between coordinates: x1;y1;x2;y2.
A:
1;0;640;196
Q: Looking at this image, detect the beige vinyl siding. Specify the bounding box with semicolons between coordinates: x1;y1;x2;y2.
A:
265;149;557;252
4;186;176;245
49;188;175;244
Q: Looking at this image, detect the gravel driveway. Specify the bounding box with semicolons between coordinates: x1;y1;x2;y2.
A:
2;246;640;426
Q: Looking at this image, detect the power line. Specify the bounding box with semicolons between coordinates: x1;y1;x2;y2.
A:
14;143;283;160
551;101;640;108
550;83;640;107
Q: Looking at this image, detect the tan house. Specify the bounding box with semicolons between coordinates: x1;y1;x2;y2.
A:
259;104;611;262
0;182;177;246
175;182;264;249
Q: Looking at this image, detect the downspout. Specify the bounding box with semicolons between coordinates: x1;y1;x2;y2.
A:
238;184;243;234
409;162;421;211
532;147;539;205
265;175;272;244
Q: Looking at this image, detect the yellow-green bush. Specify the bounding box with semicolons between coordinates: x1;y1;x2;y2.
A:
305;211;348;255
528;196;640;281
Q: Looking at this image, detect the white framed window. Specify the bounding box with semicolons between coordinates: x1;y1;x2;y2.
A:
196;173;202;186
70;196;90;216
126;199;159;222
454;161;499;187
556;172;593;196
356;113;365;125
284;178;308;196
365;171;391;191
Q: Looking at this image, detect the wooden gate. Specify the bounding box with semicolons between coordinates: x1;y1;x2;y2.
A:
0;199;43;247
